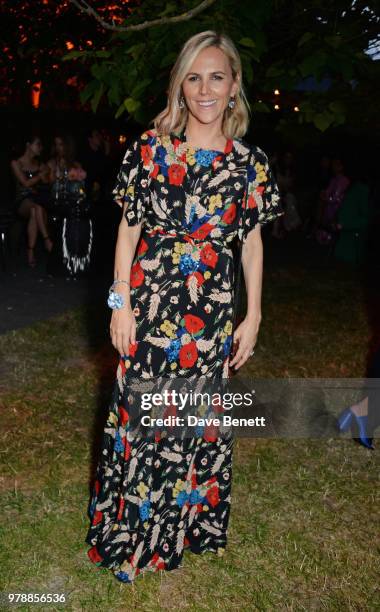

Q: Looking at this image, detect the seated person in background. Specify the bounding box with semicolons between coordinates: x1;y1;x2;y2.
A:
10;133;53;268
47;133;86;189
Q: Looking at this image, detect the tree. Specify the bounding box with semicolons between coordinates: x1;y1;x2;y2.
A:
64;0;380;133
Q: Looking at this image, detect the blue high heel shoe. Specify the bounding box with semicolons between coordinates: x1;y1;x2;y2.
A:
337;408;374;450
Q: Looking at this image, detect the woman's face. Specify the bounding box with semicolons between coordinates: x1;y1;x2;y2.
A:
54;137;65;157
181;46;239;129
28;138;43;157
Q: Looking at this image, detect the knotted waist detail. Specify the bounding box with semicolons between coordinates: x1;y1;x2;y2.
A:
144;224;233;251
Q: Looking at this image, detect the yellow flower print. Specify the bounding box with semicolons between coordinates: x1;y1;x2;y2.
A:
172;252;180;265
126;185;135;197
208;193;222;214
137;482;149;499
160;319;177;338
141;132;148;141
170;362;177;370
224;320;233;335
256;171;267;183
220;331;227;342
157;174;165;183
217;547;225;557
174;242;186;255
204;271;211;280
254;162;264;173
173;478;186;498
107;412;118;426
203;505;209;511
186;153;196;165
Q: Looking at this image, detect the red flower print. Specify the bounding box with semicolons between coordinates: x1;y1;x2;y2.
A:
88;546;103;564
179;341;198;368
225;138;233;154
206;486;220;508
150;163;159;179
117;497;125;520
186;271;205;287
137;238;148;256
94;479;100;495
200;244;218;269
222;203;237;224
184;314;205;334
168;163;186;186
119;406;129;426
141;144;153;166
257;185;265;195
124;440;131;460
204;423;218;442
130;262;145;288
190;223;214;241
93;510;103;525
248;193;257;209
128;342;138;357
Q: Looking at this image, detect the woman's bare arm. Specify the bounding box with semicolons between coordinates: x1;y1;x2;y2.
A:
109;209;143;357
10;159;43;188
229;224;263;370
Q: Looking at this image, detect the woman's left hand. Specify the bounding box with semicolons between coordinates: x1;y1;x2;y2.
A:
229;313;261;371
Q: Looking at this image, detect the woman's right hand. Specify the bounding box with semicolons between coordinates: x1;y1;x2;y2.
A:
110;305;136;357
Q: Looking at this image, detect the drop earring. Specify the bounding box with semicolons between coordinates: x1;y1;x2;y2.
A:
228;97;236;110
179;96;185;109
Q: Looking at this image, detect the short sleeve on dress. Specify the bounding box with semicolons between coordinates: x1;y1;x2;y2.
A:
112;133;150;226
241;146;283;242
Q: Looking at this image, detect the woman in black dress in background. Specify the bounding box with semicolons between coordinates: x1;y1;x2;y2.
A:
10;134;53;267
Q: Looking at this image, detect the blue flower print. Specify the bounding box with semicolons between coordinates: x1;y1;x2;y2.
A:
139;499;151;520
247;164;256;182
189;489;203;505
154;145;169;175
223;335;232;357
176;490;189;507
114;431;124;453
195;149;219;167
179;254;199;275
165;339;181;362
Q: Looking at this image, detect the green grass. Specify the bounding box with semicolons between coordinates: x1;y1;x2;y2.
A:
0;265;379;611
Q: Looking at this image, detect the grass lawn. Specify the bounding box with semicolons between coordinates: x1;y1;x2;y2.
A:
0;265;379;611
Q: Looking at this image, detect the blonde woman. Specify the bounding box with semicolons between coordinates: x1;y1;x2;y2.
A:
85;30;282;583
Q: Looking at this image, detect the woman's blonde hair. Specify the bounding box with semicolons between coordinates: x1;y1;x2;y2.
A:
152;30;250;140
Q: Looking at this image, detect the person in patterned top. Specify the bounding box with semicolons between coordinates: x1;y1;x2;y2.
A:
85;30;283;583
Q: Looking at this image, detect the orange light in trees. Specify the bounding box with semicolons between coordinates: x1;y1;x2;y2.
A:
119;135;127;144
31;81;41;109
274;104;280;110
66;41;74;51
274;89;280;95
294;106;300;112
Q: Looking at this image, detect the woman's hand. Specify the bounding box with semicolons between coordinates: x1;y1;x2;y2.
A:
110;305;136;357
229;313;261;371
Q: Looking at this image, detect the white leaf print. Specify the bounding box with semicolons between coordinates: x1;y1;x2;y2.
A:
127;456;138;481
233;140;251;156
151;190;167;220
113;532;131;544
176;528;185;555
160;451;183;463
146;334;170;348
149;523;161;551
211;454;225;474
116;363;125;393
148;293;160;322
160;198;168;211
134;540;144;563
222;281;230;290
209;290;232;303
188;274;198;304
208;169;230;188
195;202;208;218
188;505;198;527
199;522;222;536
141;258;160;271
196;337;215;352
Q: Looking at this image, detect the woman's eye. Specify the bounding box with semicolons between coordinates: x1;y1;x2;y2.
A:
188;76;198;82
213;75;223;80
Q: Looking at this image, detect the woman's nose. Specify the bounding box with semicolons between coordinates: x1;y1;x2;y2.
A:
199;79;210;95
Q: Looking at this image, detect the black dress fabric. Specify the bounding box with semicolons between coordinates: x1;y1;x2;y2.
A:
85;128;283;582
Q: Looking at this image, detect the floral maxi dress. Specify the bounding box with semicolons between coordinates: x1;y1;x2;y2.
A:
85;128;282;582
